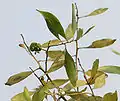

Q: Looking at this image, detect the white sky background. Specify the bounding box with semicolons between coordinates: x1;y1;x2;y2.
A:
0;0;120;100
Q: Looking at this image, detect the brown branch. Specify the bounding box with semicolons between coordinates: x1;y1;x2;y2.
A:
78;58;95;96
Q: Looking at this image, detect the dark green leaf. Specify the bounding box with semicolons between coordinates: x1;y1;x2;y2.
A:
64;49;77;87
46;79;69;89
5;71;32;86
41;39;61;48
88;8;108;16
11;92;33;101
99;65;120;74
23;87;32;101
88;39;116;48
32;86;48;101
37;10;66;39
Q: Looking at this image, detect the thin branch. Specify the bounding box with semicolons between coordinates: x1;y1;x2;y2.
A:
45;41;51;72
29;67;44;86
78;58;95;96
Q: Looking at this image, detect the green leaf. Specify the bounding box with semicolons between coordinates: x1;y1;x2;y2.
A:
48;50;64;60
5;71;32;86
94;74;106;89
65;24;74;40
88;39;116;48
11;92;33;101
23;87;32;101
76;28;83;40
64;49;77;87
72;3;77;34
99;65;120;74
103;91;118;101
88;96;103;101
63;80;86;91
88;8;108;16
112;49;120;56
47;60;64;73
37;10;66;39
32;86;48;101
91;59;99;78
41;39;61;48
84;26;95;36
46;79;69;89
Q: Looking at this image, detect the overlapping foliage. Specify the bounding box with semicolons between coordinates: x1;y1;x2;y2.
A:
6;3;119;101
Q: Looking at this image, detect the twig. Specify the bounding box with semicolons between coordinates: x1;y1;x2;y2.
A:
29;67;44;85
78;58;95;96
45;41;51;72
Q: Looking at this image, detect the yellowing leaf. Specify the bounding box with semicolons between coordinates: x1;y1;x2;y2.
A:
88;8;108;16
103;91;118;101
41;39;61;48
99;65;120;74
65;24;74;40
23;87;32;101
64;49;77;87
94;74;106;89
47;60;64;73
5;71;32;86
32;86;48;101
46;79;69;89
11;92;33;101
88;39;116;48
37;10;66;39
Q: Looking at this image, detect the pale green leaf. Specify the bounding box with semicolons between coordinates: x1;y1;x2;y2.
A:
63;80;86;91
112;49;120;56
88;8;108;16
65;24;74;40
88;39;116;48
64;49;77;87
23;87;32;101
5;71;32;86
32;86;48;101
47;60;64;73
76;28;83;40
11;92;33;101
46;79;69;89
94;74;106;89
99;65;120;74
41;39;61;48
37;10;66;39
72;3;77;34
